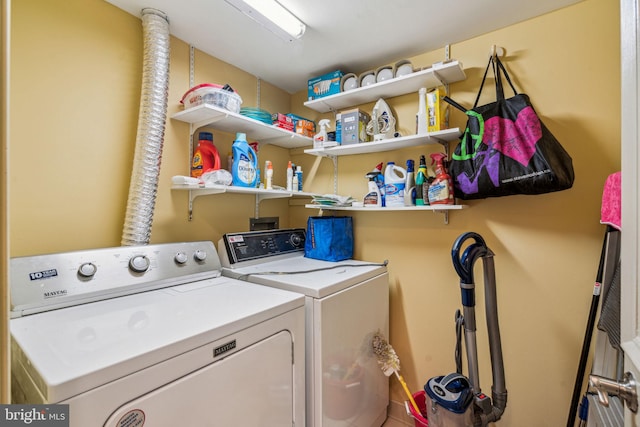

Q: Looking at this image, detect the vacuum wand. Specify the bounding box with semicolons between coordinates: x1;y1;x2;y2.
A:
451;232;507;425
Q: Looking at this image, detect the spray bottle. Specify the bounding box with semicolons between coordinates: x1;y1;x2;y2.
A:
428;153;454;205
415;156;428;206
314;119;332;149
404;159;416;206
370;162;385;207
364;170;382;207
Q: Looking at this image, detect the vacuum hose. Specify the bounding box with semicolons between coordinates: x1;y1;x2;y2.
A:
451;232;507;426
121;8;170;246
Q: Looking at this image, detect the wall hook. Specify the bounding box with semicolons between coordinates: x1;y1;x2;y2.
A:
490;45;505;59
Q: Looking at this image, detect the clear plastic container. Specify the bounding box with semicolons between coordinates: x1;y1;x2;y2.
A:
180;83;242;113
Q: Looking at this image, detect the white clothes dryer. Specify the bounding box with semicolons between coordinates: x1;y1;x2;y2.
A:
219;228;389;427
10;241;305;427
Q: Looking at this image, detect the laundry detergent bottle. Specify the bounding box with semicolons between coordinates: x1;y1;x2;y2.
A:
384;161;407;207
231;132;258;187
191;132;221;178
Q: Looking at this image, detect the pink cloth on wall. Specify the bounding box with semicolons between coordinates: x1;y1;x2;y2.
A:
601;171;621;230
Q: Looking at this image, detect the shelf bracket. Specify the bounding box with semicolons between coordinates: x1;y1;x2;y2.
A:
331;155;338;194
188;190;194;221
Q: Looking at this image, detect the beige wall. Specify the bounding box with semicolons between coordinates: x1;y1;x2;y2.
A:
8;0;620;425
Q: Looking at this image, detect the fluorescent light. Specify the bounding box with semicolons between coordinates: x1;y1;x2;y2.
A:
225;0;306;41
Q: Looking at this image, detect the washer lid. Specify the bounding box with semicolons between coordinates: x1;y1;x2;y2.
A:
222;256;387;298
10;277;304;403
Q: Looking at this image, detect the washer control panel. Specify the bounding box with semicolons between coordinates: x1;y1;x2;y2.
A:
10;241;220;317
219;228;306;266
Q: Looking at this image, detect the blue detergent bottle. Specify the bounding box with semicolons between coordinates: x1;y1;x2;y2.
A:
231;133;258;187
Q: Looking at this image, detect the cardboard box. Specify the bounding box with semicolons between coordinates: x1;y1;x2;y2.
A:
286;113;316;137
308;70;343;100
427;87;449;132
340;108;371;144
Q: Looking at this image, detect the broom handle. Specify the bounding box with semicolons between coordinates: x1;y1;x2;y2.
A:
394;371;421;415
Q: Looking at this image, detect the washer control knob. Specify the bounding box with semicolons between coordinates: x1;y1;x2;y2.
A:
78;262;97;278
290;233;304;247
129;255;150;273
194;250;207;262
174;252;188;264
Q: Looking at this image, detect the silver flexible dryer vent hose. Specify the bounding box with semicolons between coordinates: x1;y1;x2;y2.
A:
121;8;170;246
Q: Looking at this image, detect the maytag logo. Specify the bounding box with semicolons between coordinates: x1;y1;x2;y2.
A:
43;290;67;299
29;269;58;281
213;340;236;357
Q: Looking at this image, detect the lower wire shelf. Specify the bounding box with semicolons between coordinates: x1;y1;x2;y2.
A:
304;204;465;211
304;203;466;224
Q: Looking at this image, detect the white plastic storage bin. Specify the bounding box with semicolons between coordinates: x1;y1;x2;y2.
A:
180;83;242;113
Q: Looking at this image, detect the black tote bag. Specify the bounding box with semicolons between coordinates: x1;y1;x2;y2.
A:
445;55;574;200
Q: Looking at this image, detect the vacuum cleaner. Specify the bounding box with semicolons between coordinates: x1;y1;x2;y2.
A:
423;232;507;427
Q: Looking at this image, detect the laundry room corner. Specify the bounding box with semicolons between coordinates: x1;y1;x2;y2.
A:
5;0;625;425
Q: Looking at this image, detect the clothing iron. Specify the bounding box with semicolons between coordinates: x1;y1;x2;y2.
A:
366;98;396;141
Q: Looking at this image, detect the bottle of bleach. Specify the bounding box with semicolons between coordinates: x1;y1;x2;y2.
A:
231;132;258;188
384;162;407;207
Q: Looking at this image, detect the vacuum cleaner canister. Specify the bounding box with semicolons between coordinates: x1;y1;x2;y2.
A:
424;373;474;427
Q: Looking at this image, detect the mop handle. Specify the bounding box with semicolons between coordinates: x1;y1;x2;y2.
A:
394;371;421;415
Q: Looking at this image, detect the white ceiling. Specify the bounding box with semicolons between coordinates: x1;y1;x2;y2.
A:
105;0;582;94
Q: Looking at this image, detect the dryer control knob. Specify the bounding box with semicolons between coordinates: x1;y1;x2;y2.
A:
78;262;97;278
174;252;188;264
194;250;207;262
129;255;150;273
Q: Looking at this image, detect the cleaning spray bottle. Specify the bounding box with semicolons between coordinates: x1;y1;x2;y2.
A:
415;155;428;206
364;170;382;207
428;153;454;205
231;132;258;188
191;132;221;178
404;159;416;206
384;162;407;207
371;162;385;207
314;119;332;149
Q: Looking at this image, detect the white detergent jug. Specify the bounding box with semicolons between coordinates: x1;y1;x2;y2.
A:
384;162;407;207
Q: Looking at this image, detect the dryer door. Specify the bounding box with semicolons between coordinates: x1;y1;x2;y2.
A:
104;331;294;427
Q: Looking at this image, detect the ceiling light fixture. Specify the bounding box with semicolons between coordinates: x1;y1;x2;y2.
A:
224;0;306;42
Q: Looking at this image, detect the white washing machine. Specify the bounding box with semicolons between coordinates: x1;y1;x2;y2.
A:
218;228;389;427
10;241;305;427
